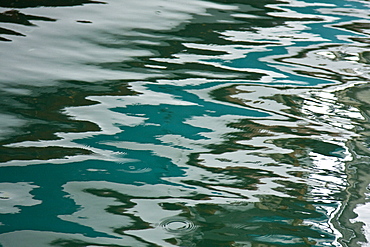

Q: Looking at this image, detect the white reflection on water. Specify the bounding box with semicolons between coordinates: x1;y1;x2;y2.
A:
0;182;41;214
0;230;146;247
352;203;370;245
0;114;27;142
60;181;240;246
3;81;200;167
0;0;235;85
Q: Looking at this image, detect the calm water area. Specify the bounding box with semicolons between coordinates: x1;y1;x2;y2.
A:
1;0;370;246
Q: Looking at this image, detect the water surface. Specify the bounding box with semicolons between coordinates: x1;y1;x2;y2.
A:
1;0;370;246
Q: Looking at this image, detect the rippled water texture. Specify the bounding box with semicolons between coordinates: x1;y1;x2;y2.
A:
1;0;370;246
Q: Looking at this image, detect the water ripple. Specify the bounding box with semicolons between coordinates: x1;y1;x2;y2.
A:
159;217;198;234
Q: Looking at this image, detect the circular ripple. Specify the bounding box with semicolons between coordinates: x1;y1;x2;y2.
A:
159;217;197;234
119;166;152;173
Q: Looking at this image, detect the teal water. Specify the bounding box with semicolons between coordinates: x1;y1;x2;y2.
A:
1;0;370;246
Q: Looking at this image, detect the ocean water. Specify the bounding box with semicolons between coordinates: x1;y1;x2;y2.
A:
1;0;370;246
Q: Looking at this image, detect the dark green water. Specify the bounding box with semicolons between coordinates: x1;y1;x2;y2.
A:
1;0;370;246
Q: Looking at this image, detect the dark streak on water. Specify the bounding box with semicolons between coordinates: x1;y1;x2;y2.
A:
1;0;370;246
